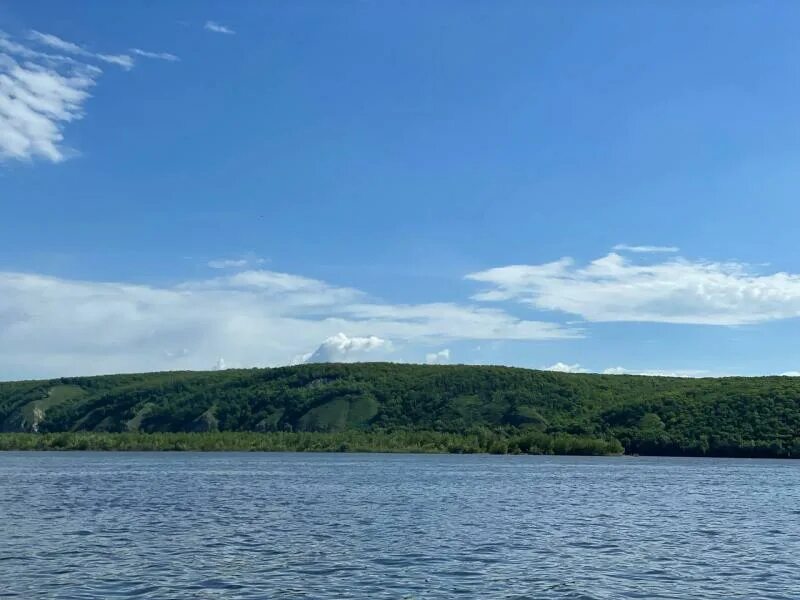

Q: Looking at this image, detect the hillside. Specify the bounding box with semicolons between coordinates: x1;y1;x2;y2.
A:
2;363;800;457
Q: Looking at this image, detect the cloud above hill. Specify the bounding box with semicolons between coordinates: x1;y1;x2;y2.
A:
544;362;587;373
7;245;800;379
425;349;451;365
468;250;800;326
302;333;392;364
0;267;580;379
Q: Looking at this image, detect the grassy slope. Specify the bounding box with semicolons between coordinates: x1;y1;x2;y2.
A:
1;363;800;456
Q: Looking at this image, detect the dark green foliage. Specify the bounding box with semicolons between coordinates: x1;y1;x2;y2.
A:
1;363;800;457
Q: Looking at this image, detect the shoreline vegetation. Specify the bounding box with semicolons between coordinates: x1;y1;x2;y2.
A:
3;363;800;458
0;431;623;455
1;430;798;457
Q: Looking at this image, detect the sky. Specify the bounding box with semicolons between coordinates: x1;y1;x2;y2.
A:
2;1;800;380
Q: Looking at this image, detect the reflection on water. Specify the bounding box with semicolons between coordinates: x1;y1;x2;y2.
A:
1;452;799;599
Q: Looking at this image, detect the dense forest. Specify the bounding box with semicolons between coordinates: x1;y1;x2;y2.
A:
2;363;800;457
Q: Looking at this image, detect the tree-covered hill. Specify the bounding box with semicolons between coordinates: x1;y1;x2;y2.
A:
2;363;800;457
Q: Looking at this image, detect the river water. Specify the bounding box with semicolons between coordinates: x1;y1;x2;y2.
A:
1;452;799;598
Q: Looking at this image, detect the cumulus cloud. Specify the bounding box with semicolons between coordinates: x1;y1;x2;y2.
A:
0;29;173;163
0;268;579;379
467;251;800;326
303;333;391;364
612;244;679;254
425;349;450;364
544;362;587;373
204;21;235;35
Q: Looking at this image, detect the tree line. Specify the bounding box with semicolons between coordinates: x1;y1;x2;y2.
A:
2;363;800;457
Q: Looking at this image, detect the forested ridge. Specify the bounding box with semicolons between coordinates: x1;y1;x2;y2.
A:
2;363;800;457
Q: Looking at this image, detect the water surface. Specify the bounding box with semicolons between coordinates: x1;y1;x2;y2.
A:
1;452;799;599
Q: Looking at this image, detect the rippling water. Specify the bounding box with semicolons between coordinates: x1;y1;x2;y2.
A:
1;453;799;599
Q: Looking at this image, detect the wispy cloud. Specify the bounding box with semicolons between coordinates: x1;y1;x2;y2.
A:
29;30;133;70
207;256;265;269
207;258;249;269
0;29;175;163
612;244;680;254
27;30;83;54
0;34;96;162
130;48;179;62
204;21;235;35
468;250;800;326
95;53;134;70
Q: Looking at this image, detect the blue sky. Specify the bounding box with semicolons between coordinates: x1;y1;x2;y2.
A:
2;1;800;380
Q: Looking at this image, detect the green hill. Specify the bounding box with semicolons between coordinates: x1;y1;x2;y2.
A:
2;363;800;457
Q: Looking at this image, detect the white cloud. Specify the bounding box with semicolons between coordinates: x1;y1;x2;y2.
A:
27;31;83;54
212;357;227;371
425;349;450;364
207;256;265;270
190;269;364;310
95;53;134;70
603;366;710;378
0;29;171;163
204;21;235;35
545;362;587;373
467;251;800;326
130;48;179;62
543;364;712;377
304;333;391;364
334;302;580;341
208;258;249;269
0;50;95;162
602;366;628;375
612;244;679;254
0;34;74;64
0;268;578;379
780;371;800;377
29;30;133;70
